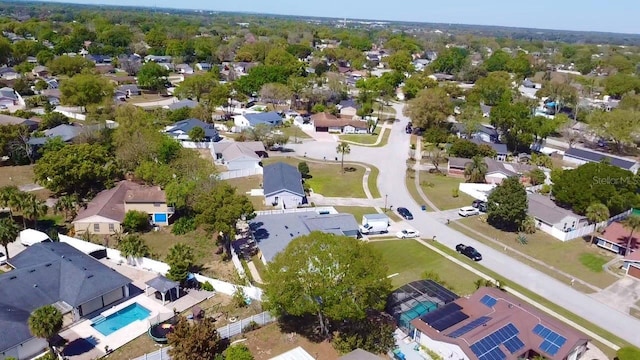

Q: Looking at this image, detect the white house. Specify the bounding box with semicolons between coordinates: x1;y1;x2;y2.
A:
233;111;283;131
263;162;306;209
211;141;267;171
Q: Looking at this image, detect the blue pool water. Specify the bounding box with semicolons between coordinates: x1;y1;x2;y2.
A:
92;303;151;336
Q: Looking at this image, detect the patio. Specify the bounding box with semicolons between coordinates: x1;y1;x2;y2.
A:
233;224;259;260
389;328;429;360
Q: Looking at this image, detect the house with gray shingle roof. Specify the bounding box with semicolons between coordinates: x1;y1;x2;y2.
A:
163;118;220;143
233;111;283;130
0;242;132;360
263;162;306;209
563;147;639;173
528;193;588;237
28;124;82;146
211;141;266;171
164;99;199;110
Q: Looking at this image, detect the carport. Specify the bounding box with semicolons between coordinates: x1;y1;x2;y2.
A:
145;275;180;305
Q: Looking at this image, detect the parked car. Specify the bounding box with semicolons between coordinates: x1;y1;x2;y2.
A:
471;199;484;208
478;202;488;213
396;229;420;239
456;244;483;261
405;125;412;134
458;206;480;217
0;251;6;265
397;207;414;220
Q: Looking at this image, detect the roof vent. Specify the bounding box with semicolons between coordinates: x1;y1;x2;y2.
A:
29;269;36;273
61;255;64;258
284;225;288;229
9;276;17;280
33;284;38;288
87;275;94;279
45;263;52;267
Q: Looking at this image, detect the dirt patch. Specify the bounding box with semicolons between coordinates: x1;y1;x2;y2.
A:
242;323;339;360
0;165;36;187
195;148;214;162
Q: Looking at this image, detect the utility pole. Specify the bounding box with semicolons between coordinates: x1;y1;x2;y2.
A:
384;194;388;212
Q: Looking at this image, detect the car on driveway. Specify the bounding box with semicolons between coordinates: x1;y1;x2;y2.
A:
0;251;6;265
396;229;420;239
478;202;488;212
456;244;482;261
472;199;484;208
458;206;480;217
397;207;413;220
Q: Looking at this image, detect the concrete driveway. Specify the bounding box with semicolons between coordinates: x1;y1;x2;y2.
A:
591;277;640;314
286;101;640;347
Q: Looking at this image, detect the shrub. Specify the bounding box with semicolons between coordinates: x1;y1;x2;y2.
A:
201;281;214;291
243;320;260;332
233;287;248;308
539;184;551;195
616;346;640;360
451;188;459;198
297;161;310;178
171;216;196;235
122;210;150;232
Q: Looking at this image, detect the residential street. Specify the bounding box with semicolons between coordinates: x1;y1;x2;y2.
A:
289;102;640;347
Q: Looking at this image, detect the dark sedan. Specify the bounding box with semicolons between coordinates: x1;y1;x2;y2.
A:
397;207;414;220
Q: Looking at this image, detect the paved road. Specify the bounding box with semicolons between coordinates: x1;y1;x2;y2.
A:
290;102;640;347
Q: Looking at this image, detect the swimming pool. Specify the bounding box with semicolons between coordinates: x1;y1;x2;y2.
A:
92;303;151;336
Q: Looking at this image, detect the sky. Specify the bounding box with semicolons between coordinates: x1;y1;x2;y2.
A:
41;0;640;35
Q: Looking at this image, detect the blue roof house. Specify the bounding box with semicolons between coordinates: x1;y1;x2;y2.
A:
28;124;83;146
234;111;283;130
163;118;220;143
563;147;639;173
263;162;306;209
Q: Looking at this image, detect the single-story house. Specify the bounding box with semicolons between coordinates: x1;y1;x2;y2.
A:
428;73;455;81
73;180;173;235
164;99;199;111
249;210;359;264
453;123;499;143
470;138;508;161
195;63;212;71
0;114;38;130
86;54;112;64
0;242;132;360
413;59;431;71
595;221;637;255
175;64;194;74
563;147;639;173
163;118;220;142
0;67;20;80
233;111;283;130
409;286;589;360
522;78;542;89
144;55;172;63
312;112;368;134
0;87;19;106
31;65;48;78
338;99;361;119
269;347;315;360
623;250;640;280
158;62;175;72
447;157;535;185
263;162;306;209
44;78;59;90
528;193;588;236
117;84;141;97
211;141;267;171
28;124;83;146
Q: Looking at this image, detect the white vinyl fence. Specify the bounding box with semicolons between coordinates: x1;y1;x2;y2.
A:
547;209;632;242
131;311;276;360
219;167;263;180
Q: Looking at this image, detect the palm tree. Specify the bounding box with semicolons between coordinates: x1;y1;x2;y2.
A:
336;142;351;173
21;193;48;229
585;202;610;244
12;191;29;228
0;185;20;216
464;156;488;183
54;194;78;222
0;217;20;259
622;215;640;255
118;234;150;264
28;305;63;354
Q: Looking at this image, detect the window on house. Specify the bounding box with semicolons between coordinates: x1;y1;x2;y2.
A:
274;196;279;203
93;223;100;232
154;203;160;207
109;224;115;232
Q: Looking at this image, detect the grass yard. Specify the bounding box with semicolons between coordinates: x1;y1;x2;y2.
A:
453;217;618;289
251;255;268;281
243;322;339;360
406;169;432;211
139;228;238;282
419;172;475;210
333;206;378;223
263;157;366;198
367;165;381;199
224;175;274;211
278;126;311;141
370;239;481;296
0;165;36;187
339;132;380;145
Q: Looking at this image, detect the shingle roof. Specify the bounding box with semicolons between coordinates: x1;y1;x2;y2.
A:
28;124;82;145
0;114;38;127
249;212;359;262
263;162;305;197
244;112;283;126
598;221;638;252
164;118;219;140
213;141;266;162
564;147;636;170
1;242;131;352
470;138;508;154
0;87;17;100
454;123;498;137
166;99;199;110
527;193;585;226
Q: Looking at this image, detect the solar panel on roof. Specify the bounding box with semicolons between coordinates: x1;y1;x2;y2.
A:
430;311;470;331
503;336;525;354
533;324;567;356
419;302;463;325
478;347;506;360
447;316;492;338
480;294;498;307
470;323;520;359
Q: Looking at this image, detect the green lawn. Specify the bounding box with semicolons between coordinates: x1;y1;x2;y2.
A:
339;133;380;144
334;206;378;223
370;239;482;296
224;175;274;211
278;126;310;141
368;165;381;199
406;169;432;211
453;217;618;289
419;172;475;210
263;157;366;198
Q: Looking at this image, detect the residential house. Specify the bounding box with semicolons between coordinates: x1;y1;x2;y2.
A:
270;347;315;360
158;62;175;72
40;89;60;106
263;162;306;209
425;51;438;61
163;118;220;142
0;114;38;130
144;55;172;63
86;54;112;64
0;67;20;80
312;112;368;134
249;209;359;264
233;111;283;130
447;157;534;184
175;64;194;74
563;147;639;174
212;141;267;171
195;63;212;71
338;99;361;119
428;73;455;82
413;58;431;71
470;138;508;161
117;84;142;97
0;87;20;107
164;99;199;110
73;180;173;235
339;349;382;360
528;193;588;238
408;286;589;360
522;78;541;89
453;123;499;143
594;221;637;255
28;124;83;146
623;250;640;280
44;78;59;89
0;242;132;360
31;65;49;78
26;56;37;64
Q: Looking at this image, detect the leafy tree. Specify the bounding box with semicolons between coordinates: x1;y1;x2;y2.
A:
21;193;48;228
620;94;640;112
332;310;395;355
336;142;351;173
118;234;150;261
0;37;12;64
487;177;528;231
298;161;310;178
0;124;32;165
551;162;640;215
402;73;437;100
263;232;391;338
469;71;513;106
536;82;578;114
166;243;195;284
188;127;206;142
174;72;218;102
123;210;150;233
265;47;302;75
430;47;469;74
587;109;640;153
53;194;78;222
387;50;413;73
403;87;452;129
39;112;69;130
60;74;114;111
616;346;640;360
603;73;640;99
527;168;546;186
259;83;292;109
490;102;533;151
234;65;291;95
28;305;63;353
224;344;254;360
425;144;447;173
449;139;480;159
623;215;640;255
47;55;94;76
585;202;610;244
168;317;224;360
464;156;488;183
34;143;119;197
0;217;20;259
286;44;313;59
508;52;533;79
0;185;21;217
484;49;511;72
137;62;169;91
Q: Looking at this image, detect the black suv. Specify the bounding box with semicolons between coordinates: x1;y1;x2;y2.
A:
456;244;482;261
397;207;414;220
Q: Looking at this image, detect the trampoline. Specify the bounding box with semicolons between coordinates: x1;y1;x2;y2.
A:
148;321;176;343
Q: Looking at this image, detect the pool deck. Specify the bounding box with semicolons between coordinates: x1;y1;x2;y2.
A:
389;329;431;360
